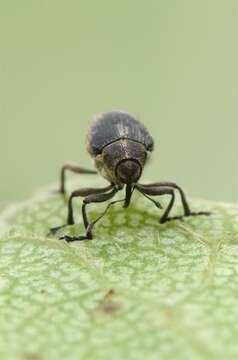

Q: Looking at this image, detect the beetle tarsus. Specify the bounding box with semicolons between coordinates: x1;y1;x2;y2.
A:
161;211;211;224
160;215;185;223
48;224;68;236
59;234;91;242
187;211;211;217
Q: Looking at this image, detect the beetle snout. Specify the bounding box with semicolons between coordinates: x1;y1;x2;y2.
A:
116;160;142;185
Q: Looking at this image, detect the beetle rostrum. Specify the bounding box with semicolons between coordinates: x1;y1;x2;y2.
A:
49;110;211;242
116;159;142;185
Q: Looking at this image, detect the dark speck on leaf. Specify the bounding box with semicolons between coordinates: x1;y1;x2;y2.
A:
97;288;122;315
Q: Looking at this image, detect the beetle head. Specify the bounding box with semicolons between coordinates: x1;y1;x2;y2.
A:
116;159;142;185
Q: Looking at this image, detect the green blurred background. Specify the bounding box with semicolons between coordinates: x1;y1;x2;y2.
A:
0;0;237;203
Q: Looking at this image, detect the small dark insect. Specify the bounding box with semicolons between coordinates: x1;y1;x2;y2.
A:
49;111;210;241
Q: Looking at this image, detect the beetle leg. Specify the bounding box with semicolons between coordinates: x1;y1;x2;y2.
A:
136;183;210;223
137;182;211;219
48;184;114;235
136;185;175;223
60;198;125;242
59;163;98;194
58;187;118;242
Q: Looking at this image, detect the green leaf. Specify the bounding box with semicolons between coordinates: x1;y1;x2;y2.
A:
0;178;238;360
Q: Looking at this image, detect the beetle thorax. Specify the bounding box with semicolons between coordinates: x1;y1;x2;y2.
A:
94;139;147;185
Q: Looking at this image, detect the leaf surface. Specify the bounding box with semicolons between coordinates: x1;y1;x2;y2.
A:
0;178;238;360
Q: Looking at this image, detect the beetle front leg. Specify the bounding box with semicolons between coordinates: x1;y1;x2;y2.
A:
61;198;124;242
48;184;114;236
59;188;118;242
162;182;211;218
137;182;211;219
136;183;210;223
148;181;211;217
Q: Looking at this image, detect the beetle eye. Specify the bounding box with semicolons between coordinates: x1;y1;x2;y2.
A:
116;160;141;185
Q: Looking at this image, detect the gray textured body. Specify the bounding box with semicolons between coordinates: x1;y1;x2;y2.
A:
86;111;154;185
86;111;154;156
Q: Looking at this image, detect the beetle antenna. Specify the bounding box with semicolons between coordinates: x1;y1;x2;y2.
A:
124;184;133;208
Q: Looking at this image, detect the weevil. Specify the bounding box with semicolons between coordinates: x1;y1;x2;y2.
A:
49;111;210;241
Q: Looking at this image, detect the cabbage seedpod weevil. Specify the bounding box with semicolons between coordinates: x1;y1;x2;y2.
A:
49;111;210;241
